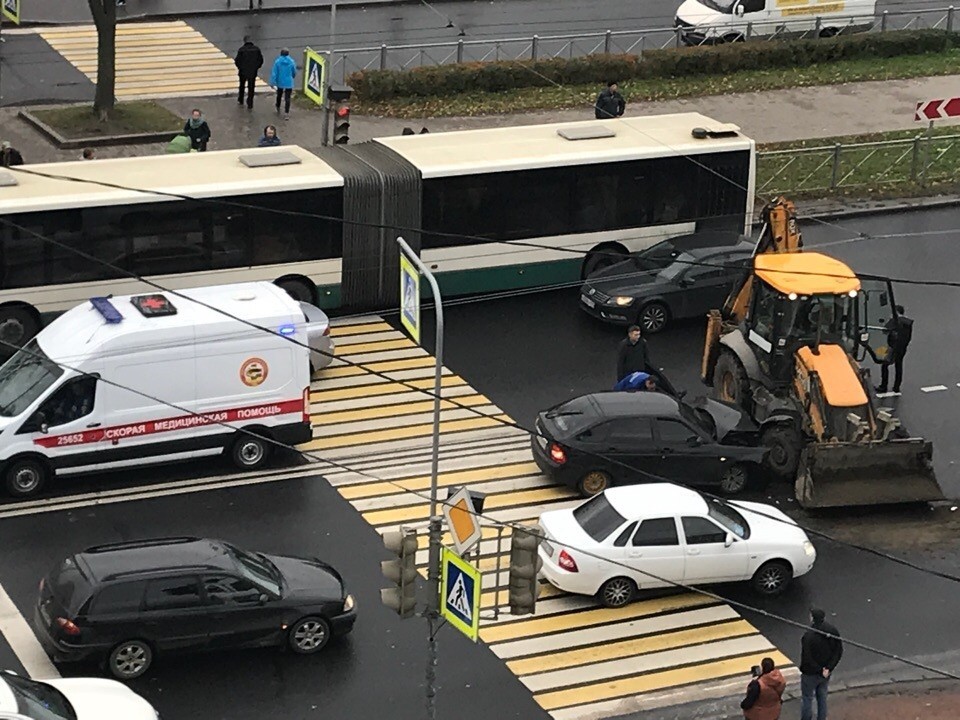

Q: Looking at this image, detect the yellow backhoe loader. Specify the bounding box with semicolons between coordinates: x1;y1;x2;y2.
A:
701;197;942;509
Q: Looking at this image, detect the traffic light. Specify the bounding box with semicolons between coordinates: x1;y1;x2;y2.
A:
333;103;350;144
380;529;418;618
508;525;543;616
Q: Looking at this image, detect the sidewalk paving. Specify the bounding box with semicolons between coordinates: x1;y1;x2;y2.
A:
5;73;960;167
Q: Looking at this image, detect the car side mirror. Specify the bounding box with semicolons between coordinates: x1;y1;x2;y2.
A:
734;3;745;15
258;593;269;605
724;533;734;548
686;435;702;447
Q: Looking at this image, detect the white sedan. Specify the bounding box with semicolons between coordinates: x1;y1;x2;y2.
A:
538;484;816;608
0;671;158;720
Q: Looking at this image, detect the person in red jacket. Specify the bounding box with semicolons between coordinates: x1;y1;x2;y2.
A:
741;657;786;720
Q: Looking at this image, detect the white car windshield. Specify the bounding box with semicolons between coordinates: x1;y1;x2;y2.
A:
708;499;751;539
573;494;627;542
3;674;76;720
700;0;737;12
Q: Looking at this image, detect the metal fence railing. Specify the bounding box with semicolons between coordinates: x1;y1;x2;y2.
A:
327;6;959;82
757;133;960;195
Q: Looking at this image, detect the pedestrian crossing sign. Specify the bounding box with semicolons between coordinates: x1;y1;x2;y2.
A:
440;546;481;642
2;0;20;24
399;253;420;344
302;47;326;106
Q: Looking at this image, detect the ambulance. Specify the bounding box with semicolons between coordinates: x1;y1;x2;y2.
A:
0;282;331;498
675;0;877;44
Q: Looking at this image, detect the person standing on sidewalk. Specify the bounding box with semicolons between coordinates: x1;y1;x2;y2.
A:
183;109;211;152
876;304;913;395
594;81;625;119
740;657;785;720
235;36;264;110
615;325;650;384
800;608;843;720
269;48;297;120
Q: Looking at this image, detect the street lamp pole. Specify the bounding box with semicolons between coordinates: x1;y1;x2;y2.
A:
396;236;443;720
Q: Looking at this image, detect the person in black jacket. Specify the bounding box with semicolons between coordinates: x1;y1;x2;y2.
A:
235;36;264;109
595;81;626;120
799;608;843;720
183;109;211;152
616;325;650;383
876;304;913;394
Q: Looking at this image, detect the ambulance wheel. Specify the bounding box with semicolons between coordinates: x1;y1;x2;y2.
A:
229;431;272;470
4;457;48;498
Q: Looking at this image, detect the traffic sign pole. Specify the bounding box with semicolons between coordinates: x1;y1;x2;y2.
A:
396;235;444;720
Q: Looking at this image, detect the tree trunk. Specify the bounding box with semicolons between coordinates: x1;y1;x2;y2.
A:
88;0;117;119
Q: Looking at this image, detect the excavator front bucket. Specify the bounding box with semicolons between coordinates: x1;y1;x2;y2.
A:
795;439;943;509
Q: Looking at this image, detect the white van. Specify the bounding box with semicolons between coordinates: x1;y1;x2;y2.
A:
675;0;877;44
0;282;331;498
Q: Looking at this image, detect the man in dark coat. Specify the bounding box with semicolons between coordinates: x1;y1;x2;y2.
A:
1;141;24;167
616;325;650;383
183;109;211;152
799;608;843;720
595;81;626;120
876;304;913;394
235;36;264;109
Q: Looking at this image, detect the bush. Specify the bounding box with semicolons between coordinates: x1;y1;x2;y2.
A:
349;29;959;101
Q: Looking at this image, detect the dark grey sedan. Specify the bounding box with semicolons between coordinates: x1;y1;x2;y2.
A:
580;241;754;333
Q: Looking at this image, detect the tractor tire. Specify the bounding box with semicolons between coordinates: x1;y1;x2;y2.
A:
761;424;803;480
712;350;750;409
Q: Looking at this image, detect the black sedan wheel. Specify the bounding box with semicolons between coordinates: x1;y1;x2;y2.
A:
637;302;669;334
719;464;749;495
289;616;331;654
577;470;611;497
599;577;636;608
108;639;153;680
751;560;792;596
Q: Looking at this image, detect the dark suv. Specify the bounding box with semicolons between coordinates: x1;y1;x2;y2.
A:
34;537;357;680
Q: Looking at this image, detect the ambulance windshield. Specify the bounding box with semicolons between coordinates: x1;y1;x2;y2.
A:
0;340;65;417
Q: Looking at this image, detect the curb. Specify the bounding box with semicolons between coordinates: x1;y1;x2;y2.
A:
18;109;179;150
748;194;960;227
15;0;442;28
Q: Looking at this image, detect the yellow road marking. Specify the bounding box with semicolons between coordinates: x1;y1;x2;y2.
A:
302;414;509;451
337;338;417;355
481;581;563;610
481;594;717;644
534;652;793;710
362;485;572;526
317;355;436;379
507;620;758;675
340;461;540;500
310;375;466;402
330;321;394;337
313;394;491;427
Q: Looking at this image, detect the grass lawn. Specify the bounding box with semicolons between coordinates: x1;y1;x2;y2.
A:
757;125;960;198
31;101;183;138
352;50;960;118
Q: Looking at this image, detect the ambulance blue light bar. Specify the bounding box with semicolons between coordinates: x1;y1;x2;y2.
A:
90;297;123;324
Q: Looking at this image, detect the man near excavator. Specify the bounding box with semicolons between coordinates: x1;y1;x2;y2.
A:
876;304;913;394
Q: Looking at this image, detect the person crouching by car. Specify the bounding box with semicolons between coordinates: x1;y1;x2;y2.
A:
613;371;657;392
258;125;281;147
741;657;785;720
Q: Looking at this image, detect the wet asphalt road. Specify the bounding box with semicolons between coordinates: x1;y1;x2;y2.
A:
2;206;960;715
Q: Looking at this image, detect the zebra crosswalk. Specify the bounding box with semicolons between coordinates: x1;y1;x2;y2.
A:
309;316;797;719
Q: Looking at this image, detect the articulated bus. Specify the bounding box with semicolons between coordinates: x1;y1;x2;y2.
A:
0;112;755;346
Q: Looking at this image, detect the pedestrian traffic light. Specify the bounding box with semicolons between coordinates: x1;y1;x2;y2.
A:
333;103;350;144
380;529;418;618
508;525;543;616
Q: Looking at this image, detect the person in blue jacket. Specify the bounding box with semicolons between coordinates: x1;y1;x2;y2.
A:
257;125;281;147
269;48;297;119
613;371;657;392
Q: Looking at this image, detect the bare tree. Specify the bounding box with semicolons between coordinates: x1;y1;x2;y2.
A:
87;0;117;119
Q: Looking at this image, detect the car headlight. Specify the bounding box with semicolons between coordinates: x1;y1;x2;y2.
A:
343;594;355;611
803;540;816;557
614;296;635;306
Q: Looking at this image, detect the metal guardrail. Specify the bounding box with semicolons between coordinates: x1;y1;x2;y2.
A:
757;133;960;194
327;5;959;82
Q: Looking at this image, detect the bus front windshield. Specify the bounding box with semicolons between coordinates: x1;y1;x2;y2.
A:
780;294;856;347
0;340;65;418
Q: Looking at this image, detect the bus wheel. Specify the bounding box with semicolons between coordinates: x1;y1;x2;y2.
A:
582;246;627;279
5;457;49;498
229;431;272;470
0;304;41;351
275;277;317;305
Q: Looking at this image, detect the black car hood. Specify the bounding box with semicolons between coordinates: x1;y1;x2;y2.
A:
584;260;668;297
267;554;344;601
689;397;758;440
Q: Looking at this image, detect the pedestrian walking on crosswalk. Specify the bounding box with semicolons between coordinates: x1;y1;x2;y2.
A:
235;36;264;110
269;49;297;120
